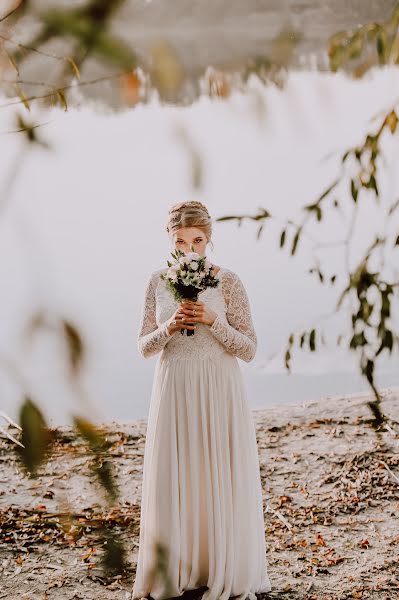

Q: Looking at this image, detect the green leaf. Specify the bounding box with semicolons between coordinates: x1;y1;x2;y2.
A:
252;208;272;221
367;174;378;196
63;320;84;373
386;110;398;133
348;32;365;60
376;329;394;356
362;358;374;385
376;29;387;64
66;56;81;79
385;329;393;353
57;90;68;111
304;203;322;221
15;85;30;111
284;348;291;370
73;416;107;452
18;398;51;477
95;459;119;502
280;229;286;248
291;228;301;255
317;179;339;203
329;44;345;72
5;49;19;75
350;332;367;348
101;528;128;576
388;198;399;215
351;179;358;203
309;328;316;351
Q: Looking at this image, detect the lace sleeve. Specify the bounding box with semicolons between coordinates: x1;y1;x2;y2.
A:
137;271;173;358
209;271;257;362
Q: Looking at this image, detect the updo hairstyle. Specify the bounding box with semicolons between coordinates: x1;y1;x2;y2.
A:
166;201;214;251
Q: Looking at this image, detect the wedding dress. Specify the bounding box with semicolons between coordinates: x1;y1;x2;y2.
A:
132;266;272;600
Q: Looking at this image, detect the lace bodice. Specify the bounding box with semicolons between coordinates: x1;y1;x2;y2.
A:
137;267;257;362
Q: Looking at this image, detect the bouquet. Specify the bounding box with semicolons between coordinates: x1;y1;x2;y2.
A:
160;245;220;336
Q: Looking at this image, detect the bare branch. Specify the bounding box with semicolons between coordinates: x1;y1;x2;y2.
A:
0;70;130;110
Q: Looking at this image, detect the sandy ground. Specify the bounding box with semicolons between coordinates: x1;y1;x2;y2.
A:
1;387;399;600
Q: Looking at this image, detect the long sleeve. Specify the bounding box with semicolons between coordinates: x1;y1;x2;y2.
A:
137;271;173;358
209;271;257;362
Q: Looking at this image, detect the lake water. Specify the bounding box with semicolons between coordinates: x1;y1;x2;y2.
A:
2;358;398;427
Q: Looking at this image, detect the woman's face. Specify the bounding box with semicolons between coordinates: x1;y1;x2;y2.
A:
172;227;208;256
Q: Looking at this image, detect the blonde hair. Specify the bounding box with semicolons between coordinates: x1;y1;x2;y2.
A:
166;200;214;250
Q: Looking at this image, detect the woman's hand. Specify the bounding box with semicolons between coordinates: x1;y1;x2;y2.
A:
166;306;195;335
166;300;217;335
178;300;217;328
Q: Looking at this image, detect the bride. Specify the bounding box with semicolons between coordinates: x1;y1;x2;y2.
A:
132;200;272;600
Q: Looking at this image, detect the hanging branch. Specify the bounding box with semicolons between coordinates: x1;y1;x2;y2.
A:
217;108;399;427
216;4;399;427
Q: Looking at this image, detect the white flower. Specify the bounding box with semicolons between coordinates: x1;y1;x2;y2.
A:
190;260;199;270
179;256;189;265
185;251;200;262
167;265;179;280
204;258;212;270
191;275;200;286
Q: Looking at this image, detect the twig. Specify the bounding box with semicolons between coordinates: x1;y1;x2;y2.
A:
0;120;52;135
0;78;54;87
379;459;399;485
0;71;130;110
0;424;24;448
0;409;21;429
0;33;66;60
384;422;399;437
265;502;293;530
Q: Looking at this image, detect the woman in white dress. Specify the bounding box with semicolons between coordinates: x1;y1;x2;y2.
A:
132;201;272;600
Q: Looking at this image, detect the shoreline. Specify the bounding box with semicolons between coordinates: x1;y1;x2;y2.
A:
251;385;399;412
1;388;398;599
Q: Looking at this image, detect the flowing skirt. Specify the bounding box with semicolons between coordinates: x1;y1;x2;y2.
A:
132;353;272;600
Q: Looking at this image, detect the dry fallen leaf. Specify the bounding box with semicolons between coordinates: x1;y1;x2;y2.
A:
316;533;326;546
81;546;96;562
